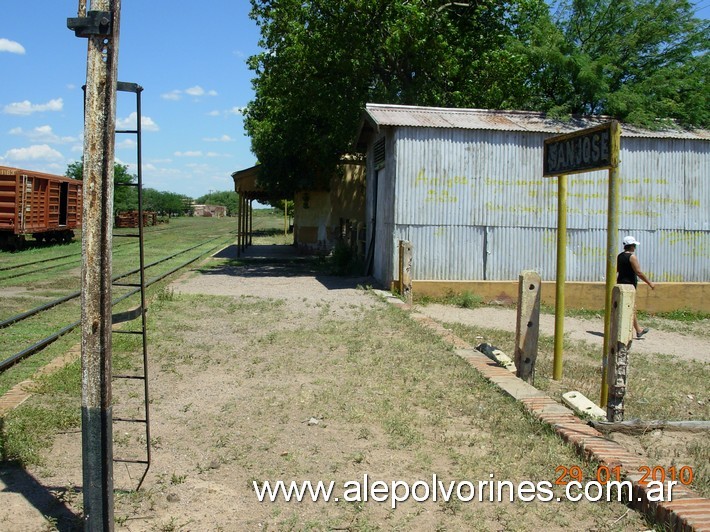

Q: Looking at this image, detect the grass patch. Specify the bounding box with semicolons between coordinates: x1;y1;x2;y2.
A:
1;359;81;465
414;290;483;309
443;320;710;498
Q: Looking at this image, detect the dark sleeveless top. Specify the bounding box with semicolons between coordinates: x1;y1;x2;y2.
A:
617;252;637;287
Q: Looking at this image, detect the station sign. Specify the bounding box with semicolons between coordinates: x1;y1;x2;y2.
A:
543;121;618;177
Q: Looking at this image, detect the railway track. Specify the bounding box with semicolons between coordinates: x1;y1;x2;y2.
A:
0;234;231;373
0;225;172;282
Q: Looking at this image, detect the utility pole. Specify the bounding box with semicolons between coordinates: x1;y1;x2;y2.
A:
68;1;122;529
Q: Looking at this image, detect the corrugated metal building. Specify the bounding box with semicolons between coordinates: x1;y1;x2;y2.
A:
355;104;710;289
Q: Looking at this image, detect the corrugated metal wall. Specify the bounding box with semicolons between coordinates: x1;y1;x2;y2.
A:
373;126;709;285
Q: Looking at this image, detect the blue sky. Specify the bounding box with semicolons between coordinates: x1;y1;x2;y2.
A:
1;2;708;200
0;1;261;199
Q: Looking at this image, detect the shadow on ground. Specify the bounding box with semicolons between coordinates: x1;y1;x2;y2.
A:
197;244;376;291
0;462;81;531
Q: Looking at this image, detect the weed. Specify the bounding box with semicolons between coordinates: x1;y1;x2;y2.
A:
170;473;186;485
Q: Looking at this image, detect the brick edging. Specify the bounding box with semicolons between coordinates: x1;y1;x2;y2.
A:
0;345;81;417
380;293;710;532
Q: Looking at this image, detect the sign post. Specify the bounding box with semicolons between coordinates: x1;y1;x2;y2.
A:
543;121;620;389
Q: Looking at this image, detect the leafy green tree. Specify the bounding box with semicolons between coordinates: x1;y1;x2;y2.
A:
516;0;709;127
244;0;708;194
66;159;138;214
142;188;193;217
195;190;239;216
245;0;546;194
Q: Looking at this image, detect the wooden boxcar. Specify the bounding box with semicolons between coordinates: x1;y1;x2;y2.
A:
0;166;82;248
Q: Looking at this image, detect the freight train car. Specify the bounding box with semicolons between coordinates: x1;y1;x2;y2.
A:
0;166;82;249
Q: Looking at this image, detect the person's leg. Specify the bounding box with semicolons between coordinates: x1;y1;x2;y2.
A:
633;311;641;335
634;309;649;338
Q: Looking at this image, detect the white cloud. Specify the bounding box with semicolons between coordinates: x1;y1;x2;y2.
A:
185;86;205;97
116;138;137;149
9;125;76;144
208;106;246;117
161;90;182;101
3;98;63;115
203;134;234;142
0;38;25;54
116;112;159;132
174;150;203;157
3;144;64;162
162;86;218;100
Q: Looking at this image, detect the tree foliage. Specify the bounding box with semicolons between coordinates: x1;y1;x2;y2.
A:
245;0;708;192
66;159;138;214
519;0;709;127
141;188;192;217
66;160;193;217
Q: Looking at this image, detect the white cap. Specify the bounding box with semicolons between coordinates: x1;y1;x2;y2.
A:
622;235;640;246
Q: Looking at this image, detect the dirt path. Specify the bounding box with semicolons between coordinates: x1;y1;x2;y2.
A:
1;245;703;531
417;304;710;364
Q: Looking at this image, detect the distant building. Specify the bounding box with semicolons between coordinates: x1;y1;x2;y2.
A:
193;204;227;218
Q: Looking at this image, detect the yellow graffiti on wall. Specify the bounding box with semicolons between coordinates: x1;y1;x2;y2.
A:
574;246;605;258
425;189;459;203
414;168;468;188
414;168;467;203
660;232;709;257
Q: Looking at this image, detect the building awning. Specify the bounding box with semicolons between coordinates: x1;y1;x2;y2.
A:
231;164;280;202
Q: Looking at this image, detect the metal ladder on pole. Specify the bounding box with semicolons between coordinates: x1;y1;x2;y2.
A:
111;81;151;489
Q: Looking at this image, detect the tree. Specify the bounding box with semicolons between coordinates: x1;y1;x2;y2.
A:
503;0;709;126
142;188;193;217
245;0;545;194
66;159;138;214
244;0;708;194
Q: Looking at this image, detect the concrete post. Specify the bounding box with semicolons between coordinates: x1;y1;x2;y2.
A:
515;270;541;382
606;284;635;422
398;240;413;305
69;1;121;529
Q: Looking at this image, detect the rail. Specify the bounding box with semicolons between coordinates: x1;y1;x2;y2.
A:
0;225;174;282
0;237;230;372
0;235;225;329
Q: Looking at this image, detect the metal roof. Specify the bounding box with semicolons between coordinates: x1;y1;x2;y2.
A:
361;103;710;141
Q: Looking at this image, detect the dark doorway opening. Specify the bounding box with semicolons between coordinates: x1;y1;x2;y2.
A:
59;182;68;226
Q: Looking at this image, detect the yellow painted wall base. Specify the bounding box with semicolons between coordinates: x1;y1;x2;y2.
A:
412;280;710;314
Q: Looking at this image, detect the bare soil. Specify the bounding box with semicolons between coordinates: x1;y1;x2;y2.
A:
417;304;710;364
1;245;707;531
